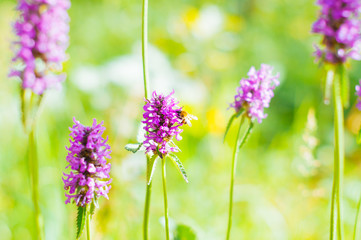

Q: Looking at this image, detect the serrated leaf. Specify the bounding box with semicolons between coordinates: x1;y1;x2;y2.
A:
174;224;197;240
169;154;188;183
147;154;158;185
90;198;97;219
125;143;143;153
224;109;244;143
239;121;254;150
76;205;87;239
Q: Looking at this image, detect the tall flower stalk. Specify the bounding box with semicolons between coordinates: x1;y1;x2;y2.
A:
9;0;70;238
126;90;196;239
312;1;361;238
141;0;151;238
224;65;279;239
63;118;112;240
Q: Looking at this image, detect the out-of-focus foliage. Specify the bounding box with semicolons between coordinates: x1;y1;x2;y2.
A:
1;0;361;239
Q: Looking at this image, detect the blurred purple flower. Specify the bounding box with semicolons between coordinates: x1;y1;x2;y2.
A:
142;90;196;157
230;64;279;123
312;0;361;63
10;0;70;94
63;118;112;207
356;80;361;110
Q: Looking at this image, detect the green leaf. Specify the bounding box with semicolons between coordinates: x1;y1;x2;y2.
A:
174;224;196;240
223;109;244;143
147;154;158;185
125;143;143;153
76;205;87;239
89;197;98;219
239;121;254;150
169;154;188;183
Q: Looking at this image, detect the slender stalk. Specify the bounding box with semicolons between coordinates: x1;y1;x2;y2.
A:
161;158;170;240
141;0;152;237
333;66;344;239
226;115;253;240
142;0;149;99
330;178;338;240
141;0;151;238
29;125;44;240
86;205;91;240
143;174;152;240
353;194;361;240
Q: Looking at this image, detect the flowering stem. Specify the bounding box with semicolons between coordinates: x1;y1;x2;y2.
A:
353;194;361;240
28;124;44;240
142;0;149;99
142;0;152;238
330;65;344;240
143;159;152;240
226;115;253;240
161;157;170;240
86;205;91;240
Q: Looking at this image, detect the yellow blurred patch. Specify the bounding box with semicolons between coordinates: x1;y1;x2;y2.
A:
207;108;226;134
206;51;235;71
182;7;199;29
225;15;244;32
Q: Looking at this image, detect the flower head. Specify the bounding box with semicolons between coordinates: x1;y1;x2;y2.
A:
10;0;70;94
142;90;196;157
63;118;112;207
356;80;361;110
230;64;279;123
312;0;361;63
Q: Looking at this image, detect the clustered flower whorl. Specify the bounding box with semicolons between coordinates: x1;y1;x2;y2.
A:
10;0;70;95
63;118;112;207
230;64;279;123
142;90;185;157
312;0;361;63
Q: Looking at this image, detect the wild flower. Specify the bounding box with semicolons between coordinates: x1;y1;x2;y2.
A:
142;90;197;157
10;0;70;94
312;0;361;63
63;118;112;207
229;64;279;123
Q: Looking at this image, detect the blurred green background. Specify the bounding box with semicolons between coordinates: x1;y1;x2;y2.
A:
1;0;361;239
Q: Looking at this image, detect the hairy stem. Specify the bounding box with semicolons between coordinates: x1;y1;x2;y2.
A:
162;158;170;240
29;125;44;240
226;115;252;240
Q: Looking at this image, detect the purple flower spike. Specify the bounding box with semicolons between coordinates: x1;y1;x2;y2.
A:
142;90;197;157
63;118;112;207
230;64;280;123
356;80;361;110
10;0;70;95
312;0;361;64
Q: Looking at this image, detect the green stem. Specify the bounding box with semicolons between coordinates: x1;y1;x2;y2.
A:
333;66;344;240
86;204;91;240
143;180;152;240
142;0;149;99
226;115;252;240
353;194;361;240
29;125;44;240
161;158;170;240
142;0;152;238
330;177;337;240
